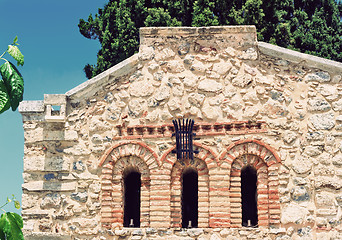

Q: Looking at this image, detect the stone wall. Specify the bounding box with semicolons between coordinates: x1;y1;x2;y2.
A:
19;26;342;239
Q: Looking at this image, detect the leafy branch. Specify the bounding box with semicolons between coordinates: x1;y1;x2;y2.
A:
0;195;24;240
0;195;20;213
0;36;24;114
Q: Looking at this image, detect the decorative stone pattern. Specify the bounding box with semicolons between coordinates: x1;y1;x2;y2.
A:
19;26;342;239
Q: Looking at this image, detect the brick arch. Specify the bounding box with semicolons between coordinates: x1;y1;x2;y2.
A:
99;141;159;229
160;142;219;170
218;139;281;228
99;141;160;168
170;158;209;228
161;142;221;228
219;139;281;169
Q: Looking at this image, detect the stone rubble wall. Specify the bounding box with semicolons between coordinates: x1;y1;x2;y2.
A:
19;26;342;240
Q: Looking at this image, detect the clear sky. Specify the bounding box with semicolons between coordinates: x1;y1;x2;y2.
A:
0;0;108;213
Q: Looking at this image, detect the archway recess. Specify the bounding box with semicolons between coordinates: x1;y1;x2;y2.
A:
219;139;281;227
99;141;159;229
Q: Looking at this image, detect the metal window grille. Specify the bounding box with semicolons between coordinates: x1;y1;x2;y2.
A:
172;119;198;164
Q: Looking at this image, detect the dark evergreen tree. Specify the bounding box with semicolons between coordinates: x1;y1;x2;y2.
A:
79;0;342;79
192;0;219;27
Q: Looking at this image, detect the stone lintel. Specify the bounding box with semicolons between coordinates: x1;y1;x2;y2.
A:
44;94;67;105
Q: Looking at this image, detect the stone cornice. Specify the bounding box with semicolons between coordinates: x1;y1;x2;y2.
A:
65;54;139;100
258;42;342;73
140;25;257;37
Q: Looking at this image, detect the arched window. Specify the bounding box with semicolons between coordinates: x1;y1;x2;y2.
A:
241;165;258;227
123;170;141;227
181;168;198;228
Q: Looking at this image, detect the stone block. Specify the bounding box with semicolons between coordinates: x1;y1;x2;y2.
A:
22;181;77;191
43;130;64;141
25;233;71;240
281;202;309;224
44;156;70;172
19;100;45;113
309;113;335;130
64;130;78;141
44;94;67;105
24;156;45;171
24;128;44;143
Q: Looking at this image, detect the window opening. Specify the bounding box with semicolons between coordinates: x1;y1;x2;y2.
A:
182;168;198;228
123;171;141;227
51;105;61;116
241;165;258;227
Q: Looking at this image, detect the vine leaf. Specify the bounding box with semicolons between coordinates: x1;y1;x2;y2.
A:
0;61;24;111
7;45;24;66
0;212;24;240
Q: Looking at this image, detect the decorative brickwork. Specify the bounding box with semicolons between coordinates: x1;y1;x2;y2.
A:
219;140;281;228
99;139;280;229
99;142;159;229
110;121;267;141
99;141;160;167
160;143;217;228
170;159;209;228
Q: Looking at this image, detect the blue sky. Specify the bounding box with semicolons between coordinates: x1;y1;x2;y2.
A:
0;0;107;213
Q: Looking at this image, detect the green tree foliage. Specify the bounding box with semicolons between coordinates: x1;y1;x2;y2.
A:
0;37;24;114
192;0;219;27
0;195;23;240
79;0;342;79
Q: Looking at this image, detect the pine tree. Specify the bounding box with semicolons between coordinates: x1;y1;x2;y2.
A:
289;0;342;61
192;0;219;27
79;0;342;79
79;0;146;78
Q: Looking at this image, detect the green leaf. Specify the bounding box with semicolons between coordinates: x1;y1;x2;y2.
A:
0;227;5;240
12;36;18;45
0;61;24;111
0;80;10;114
7;45;24;66
0;212;24;240
14;201;20;210
8;213;23;229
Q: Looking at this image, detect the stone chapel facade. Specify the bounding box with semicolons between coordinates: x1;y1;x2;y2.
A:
19;26;342;239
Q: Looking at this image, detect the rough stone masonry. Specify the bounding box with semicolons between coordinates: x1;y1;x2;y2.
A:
19;26;342;239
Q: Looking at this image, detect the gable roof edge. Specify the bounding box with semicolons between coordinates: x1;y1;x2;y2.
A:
258;42;342;73
66;54;139;100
